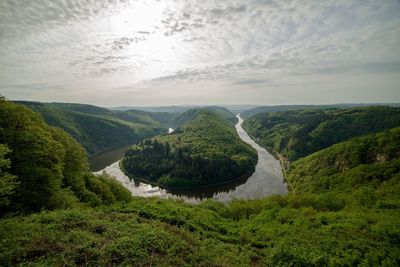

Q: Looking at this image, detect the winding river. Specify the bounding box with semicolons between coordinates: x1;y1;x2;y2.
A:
93;114;287;203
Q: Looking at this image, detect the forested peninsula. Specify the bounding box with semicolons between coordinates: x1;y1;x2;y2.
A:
122;109;257;188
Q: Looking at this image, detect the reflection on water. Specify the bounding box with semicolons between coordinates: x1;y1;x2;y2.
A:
94;115;287;203
90;128;176;171
89;144;133;172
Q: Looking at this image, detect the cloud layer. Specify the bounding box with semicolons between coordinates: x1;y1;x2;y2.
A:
1;0;399;105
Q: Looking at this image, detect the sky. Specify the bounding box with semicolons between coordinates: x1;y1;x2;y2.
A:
0;0;400;106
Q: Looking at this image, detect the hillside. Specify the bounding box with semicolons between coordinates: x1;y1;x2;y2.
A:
2;191;399;266
17;101;171;155
241;103;400;118
168;106;237;128
122;109;257;188
0;98;132;213
243;106;400;160
111;105;192;113
286;127;400;196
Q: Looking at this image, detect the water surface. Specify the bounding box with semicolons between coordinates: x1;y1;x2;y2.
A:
89;144;133;172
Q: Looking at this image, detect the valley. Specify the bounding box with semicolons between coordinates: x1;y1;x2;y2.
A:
0;98;399;266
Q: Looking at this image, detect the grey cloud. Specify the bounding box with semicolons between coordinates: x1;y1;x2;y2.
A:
190;23;205;29
0;0;127;44
306;61;400;76
209;5;247;16
233;79;270;85
109;37;145;51
182;36;206;42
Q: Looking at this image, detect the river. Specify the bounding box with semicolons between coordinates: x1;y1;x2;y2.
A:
89;144;135;172
93;114;287;203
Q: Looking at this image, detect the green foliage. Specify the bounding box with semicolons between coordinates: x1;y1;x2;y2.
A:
50;127;89;199
85;173;133;204
123;109;257;188
241;103;400;119
0;194;399;266
287;128;400;195
0;144;18;207
243;106;400;160
169;106;237;128
17;101;169;155
0;99;132;213
0;99;69;211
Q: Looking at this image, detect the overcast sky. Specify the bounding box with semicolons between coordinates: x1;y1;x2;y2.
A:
1;0;399;106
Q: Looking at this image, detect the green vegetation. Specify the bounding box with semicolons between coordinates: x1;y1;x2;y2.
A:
0;144;18;206
1;191;399;266
169;106;238;128
1;100;399;266
0;98;132;213
17;101;171;155
243;106;400;160
241;103;400;119
286;127;400;196
122;109;257;188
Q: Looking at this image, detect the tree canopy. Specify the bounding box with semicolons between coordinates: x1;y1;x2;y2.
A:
122;109;257;188
243;106;400;160
17;101;170;155
0;98;132;213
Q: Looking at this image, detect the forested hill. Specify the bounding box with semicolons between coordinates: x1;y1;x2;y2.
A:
0;98;133;213
122;109;257;188
241;103;400;118
168;106;237;128
286;127;400;196
243;106;400;160
16;101;172;155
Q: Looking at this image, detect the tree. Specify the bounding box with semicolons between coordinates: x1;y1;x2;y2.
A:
0;144;18;207
0;100;67;211
50;127;89;199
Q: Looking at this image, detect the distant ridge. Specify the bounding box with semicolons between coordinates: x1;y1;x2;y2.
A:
242;103;400;118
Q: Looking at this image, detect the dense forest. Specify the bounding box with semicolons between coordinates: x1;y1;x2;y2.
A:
243;106;400;160
17;102;238;157
168;106;238;128
0;98;133;214
241;103;400;119
122;109;257;188
17;101;171;155
1;99;399;265
286;127;400;195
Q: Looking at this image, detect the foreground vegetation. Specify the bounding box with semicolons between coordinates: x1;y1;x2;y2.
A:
1;98;399;266
243;106;400;160
1;192;399;266
122;109;257;188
